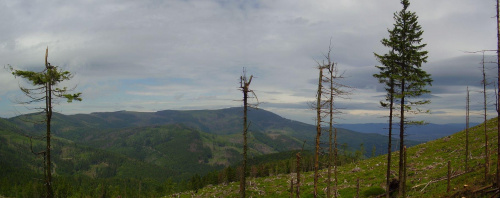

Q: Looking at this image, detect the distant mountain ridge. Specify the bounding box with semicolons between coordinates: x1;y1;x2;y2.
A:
337;123;478;142
9;107;419;153
1;107;421;188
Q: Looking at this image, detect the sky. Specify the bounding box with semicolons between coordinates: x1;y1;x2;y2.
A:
0;0;498;125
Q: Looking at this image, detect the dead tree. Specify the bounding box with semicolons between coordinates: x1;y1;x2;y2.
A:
311;42;351;198
295;140;306;198
296;152;301;198
466;86;470;171
481;52;490;180
324;46;351;198
239;68;258;198
496;0;500;189
465;50;497;180
313;65;325;198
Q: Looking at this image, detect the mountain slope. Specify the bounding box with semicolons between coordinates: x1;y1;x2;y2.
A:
0;123;174;180
4;108;421;178
1;108;424;195
0;116;182;197
8;107;420;156
175;118;499;197
1;107;423;197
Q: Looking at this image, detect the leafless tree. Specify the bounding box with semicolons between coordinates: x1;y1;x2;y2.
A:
496;0;500;189
466;86;470;171
239;68;258;198
481;51;491;180
464;50;497;181
313;64;325;198
311;42;351;198
323;45;351;198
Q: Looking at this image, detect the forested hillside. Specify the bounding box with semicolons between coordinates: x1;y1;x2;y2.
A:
0;108;417;197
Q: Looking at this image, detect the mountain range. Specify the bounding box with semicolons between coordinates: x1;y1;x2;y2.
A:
0;107;429;196
337;122;479;142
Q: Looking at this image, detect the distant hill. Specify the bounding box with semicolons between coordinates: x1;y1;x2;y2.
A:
337;123;478;142
0;107;421;197
8;107;420;156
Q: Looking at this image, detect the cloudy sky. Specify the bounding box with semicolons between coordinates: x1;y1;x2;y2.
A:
0;0;498;125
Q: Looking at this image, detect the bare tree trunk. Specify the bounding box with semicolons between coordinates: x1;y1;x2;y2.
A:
45;49;54;198
403;146;407;198
466;86;470;172
399;78;406;196
239;69;254;198
296;152;301;198
240;87;248;198
314;67;324;198
327;123;332;198
327;59;335;198
447;160;451;193
482;53;490;181
496;0;500;189
356;177;360;198
334;128;338;198
387;80;394;198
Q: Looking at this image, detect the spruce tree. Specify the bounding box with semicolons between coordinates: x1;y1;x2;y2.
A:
10;47;82;198
374;0;432;196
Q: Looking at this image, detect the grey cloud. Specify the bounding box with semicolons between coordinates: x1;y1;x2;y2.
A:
0;0;496;124
260;102;309;110
130;105;144;109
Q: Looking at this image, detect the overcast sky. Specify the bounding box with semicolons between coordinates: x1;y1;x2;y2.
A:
0;0;498;125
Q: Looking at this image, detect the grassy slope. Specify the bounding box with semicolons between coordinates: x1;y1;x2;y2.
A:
173;118;499;197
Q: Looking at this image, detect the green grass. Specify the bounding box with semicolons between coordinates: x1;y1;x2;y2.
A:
172;117;499;197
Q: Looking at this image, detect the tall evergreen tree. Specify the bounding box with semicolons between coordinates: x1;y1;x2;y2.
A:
10;47;82;198
374;0;432;195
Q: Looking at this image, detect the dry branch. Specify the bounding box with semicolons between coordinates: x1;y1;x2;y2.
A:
412;170;471;192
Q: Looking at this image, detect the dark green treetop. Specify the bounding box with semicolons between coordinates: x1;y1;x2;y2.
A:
10;50;81;105
374;0;432;118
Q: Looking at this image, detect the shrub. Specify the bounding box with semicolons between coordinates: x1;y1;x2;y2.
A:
362;186;386;197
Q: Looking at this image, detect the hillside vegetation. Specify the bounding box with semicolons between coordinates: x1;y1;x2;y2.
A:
173;118;499;197
4;108;416;179
0;108;421;197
